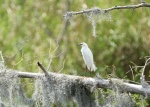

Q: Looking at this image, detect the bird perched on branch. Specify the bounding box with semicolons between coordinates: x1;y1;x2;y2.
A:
79;42;97;72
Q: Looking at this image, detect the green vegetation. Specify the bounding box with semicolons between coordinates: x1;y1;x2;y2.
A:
0;0;150;106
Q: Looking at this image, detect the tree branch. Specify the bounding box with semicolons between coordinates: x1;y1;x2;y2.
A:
2;69;150;96
105;2;150;12
64;2;150;17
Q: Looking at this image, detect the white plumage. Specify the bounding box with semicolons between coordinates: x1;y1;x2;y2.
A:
80;42;97;72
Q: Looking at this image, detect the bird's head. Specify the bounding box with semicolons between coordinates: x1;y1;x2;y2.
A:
79;42;88;47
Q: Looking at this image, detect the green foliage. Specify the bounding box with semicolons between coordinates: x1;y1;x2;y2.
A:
0;0;150;106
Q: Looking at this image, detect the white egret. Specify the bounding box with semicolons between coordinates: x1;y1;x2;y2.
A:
79;42;97;72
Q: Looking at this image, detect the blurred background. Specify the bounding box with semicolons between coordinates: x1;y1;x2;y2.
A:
0;0;150;97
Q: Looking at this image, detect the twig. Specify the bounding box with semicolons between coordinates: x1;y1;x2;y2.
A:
12;50;24;69
58;58;66;73
0;51;4;62
0;51;5;70
47;44;60;71
140;58;150;88
141;58;150;77
129;65;135;81
37;62;49;76
47;56;53;71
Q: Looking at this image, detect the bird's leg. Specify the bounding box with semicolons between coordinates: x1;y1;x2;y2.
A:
90;68;91;77
85;66;87;76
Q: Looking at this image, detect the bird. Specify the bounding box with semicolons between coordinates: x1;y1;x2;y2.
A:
79;42;97;72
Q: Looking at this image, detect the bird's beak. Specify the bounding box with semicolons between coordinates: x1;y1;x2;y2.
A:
77;43;82;46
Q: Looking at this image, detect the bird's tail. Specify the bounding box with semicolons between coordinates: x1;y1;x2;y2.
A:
91;64;97;72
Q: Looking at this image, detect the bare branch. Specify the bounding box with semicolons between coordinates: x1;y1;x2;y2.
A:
105;2;150;12
64;2;150;17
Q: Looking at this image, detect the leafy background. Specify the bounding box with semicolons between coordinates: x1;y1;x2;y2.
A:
0;0;150;105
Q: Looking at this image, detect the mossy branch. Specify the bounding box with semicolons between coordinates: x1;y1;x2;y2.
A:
2;68;150;97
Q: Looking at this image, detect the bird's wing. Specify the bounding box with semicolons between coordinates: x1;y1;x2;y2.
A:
81;48;94;70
